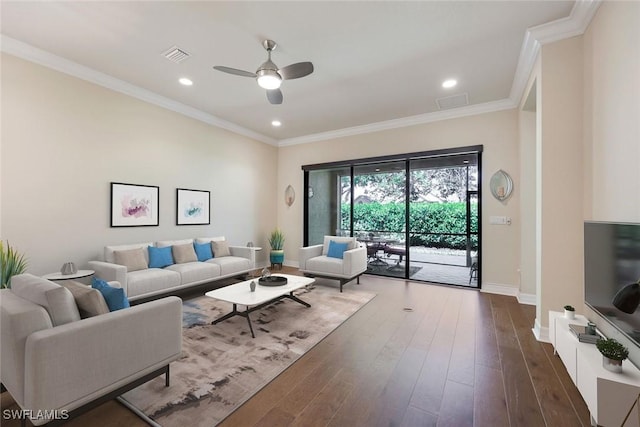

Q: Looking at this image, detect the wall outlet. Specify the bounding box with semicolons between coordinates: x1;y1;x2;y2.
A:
490;216;511;225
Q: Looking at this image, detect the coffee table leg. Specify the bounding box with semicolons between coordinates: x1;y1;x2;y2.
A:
212;303;241;325
245;307;255;338
284;292;311;308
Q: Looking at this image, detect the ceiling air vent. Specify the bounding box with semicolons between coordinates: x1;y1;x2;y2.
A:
436;93;469;110
162;46;190;64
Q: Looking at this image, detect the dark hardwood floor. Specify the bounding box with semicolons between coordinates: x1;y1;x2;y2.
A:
1;268;591;426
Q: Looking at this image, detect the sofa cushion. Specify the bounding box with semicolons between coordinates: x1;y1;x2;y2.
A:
322;236;357;256
10;274;81;326
194;242;213;262
172;243;197;264
148;246;174;268
306;256;346;276
105;242;152;264
126;268;181;299
207;256;251;276
60;280;109;318
165;262;220;285
114;247;148;272
212;240;231;257
327;240;349;259
91;277;130;311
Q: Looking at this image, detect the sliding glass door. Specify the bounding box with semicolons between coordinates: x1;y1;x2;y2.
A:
303;147;482;288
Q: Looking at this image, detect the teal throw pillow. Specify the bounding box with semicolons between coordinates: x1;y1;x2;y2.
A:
327;240;349;259
194;242;213;262
91;277;130;311
148;245;174;268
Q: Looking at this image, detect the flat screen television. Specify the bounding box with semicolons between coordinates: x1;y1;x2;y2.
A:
584;221;640;346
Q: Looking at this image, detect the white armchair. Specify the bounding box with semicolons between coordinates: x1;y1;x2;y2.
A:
299;236;367;292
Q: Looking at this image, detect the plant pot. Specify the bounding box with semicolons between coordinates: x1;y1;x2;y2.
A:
270;250;284;267
602;356;623;373
564;309;575;320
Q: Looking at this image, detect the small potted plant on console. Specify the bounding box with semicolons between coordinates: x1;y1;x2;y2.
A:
596;338;629;373
564;305;575;320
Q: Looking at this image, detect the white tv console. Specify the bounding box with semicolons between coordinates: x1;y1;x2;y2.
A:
549;311;640;426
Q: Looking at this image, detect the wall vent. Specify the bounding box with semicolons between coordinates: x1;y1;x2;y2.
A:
436;93;469;110
162;46;190;63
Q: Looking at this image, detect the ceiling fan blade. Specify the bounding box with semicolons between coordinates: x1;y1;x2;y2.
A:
279;62;314;80
213;66;257;78
267;88;283;105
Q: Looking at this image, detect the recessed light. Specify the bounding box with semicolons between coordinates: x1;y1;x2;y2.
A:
179;77;193;86
442;79;457;89
271;120;282;127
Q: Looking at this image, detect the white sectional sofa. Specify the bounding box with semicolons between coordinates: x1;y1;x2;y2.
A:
89;237;255;301
0;274;182;426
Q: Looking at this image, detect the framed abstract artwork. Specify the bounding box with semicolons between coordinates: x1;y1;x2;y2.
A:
176;188;210;225
110;182;159;227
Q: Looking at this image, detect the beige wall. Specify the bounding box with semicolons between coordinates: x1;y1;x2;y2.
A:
582;1;640;363
518;107;536;296
0;54;277;275
278;109;521;289
584;1;640;222
538;36;585;326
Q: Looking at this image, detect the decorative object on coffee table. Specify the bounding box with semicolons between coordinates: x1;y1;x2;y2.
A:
0;241;27;288
564;305;575;319
596;337;629;373
269;228;285;269
258;275;288;286
249;280;256;292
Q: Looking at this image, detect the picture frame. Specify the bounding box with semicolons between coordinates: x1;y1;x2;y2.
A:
176;188;210;225
110;182;159;227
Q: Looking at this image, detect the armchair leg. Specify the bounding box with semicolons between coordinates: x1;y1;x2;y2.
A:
165;365;170;387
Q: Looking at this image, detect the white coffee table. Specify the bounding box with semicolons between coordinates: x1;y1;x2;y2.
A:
205;274;315;338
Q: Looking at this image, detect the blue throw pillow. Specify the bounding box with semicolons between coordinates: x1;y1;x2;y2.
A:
91;277;130;311
327;240;349;259
193;242;213;262
148;245;174;268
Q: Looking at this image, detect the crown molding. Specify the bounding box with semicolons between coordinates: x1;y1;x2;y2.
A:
0;35;277;146
2;1;601;148
278;98;517;147
509;0;601;106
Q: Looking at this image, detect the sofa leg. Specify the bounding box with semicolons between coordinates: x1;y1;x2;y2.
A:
357;275;360;285
165;365;170;387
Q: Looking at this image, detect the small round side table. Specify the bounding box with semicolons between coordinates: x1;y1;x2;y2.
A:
42;269;95;281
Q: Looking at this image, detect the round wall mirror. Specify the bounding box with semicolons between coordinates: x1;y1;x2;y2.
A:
490;169;513;201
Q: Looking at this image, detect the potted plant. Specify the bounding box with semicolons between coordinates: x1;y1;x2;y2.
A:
269;228;285;269
1;241;28;288
596;338;629;373
564;305;575;320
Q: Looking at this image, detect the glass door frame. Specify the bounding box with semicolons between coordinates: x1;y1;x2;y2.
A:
302;145;483;289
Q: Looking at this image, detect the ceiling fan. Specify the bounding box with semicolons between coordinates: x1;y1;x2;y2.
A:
213;39;314;105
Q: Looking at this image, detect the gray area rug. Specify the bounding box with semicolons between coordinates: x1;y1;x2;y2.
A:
121;282;376;426
366;263;422;279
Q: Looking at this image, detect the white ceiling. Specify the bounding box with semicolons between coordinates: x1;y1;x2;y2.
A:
1;1;583;145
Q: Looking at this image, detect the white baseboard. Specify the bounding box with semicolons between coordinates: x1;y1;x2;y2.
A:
481;282;518;297
532;317;550;343
517;292;536;306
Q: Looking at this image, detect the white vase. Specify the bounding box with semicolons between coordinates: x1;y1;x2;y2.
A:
564;309;575;320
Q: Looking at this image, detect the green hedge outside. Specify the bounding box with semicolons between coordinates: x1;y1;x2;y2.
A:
341;202;478;250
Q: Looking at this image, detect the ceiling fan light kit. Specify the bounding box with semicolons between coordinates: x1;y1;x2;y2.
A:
213;39;313;104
